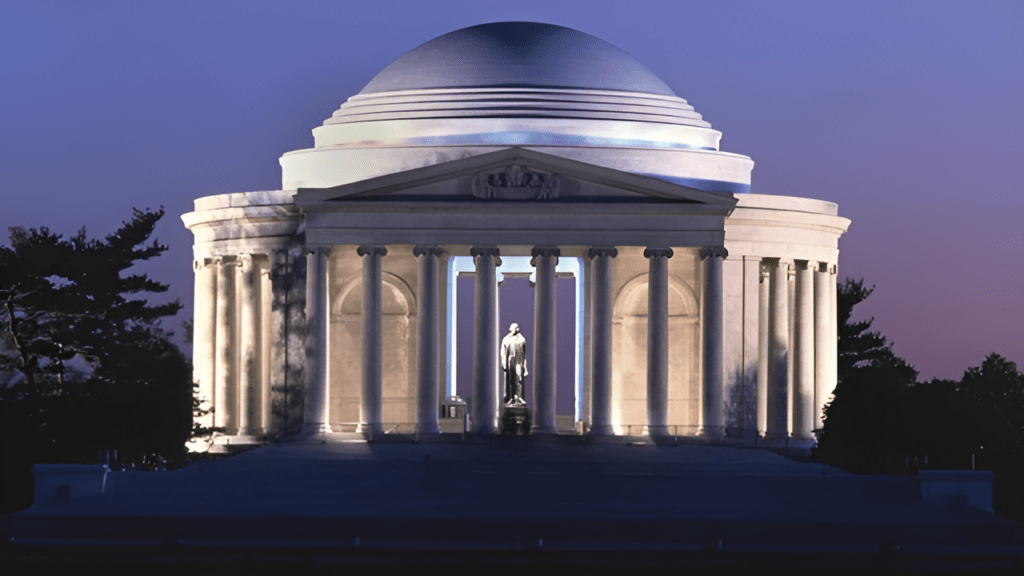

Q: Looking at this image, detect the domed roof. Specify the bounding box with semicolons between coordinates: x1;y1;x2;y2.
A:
360;22;676;96
281;22;754;195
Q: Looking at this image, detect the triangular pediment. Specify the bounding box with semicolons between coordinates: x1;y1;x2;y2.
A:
295;147;737;208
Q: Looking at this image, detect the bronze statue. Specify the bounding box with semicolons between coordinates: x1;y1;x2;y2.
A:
500;323;528;406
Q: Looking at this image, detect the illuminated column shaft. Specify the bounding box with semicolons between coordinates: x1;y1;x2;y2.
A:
765;258;790;439
588;247;617;436
757;265;769;435
415;245;443;435
358;245;386;437
793;260;815;440
259;263;272;433
236;254;260;438
214;258;235;431
813;263;831;431
583;256;594;430
645;247;672;437
701;246;727;438
532;246;559;434
193;258;217;430
471;246;500;434
302;247;331;435
828;266;839;418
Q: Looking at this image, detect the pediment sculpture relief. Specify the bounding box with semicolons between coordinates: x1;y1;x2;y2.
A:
472;164;560;200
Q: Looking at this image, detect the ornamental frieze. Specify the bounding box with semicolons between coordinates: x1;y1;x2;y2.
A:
472;164;560;200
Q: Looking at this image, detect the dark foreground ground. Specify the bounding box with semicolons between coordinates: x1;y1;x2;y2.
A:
2;434;1021;574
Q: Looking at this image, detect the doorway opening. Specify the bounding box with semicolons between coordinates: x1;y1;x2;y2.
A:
447;256;583;425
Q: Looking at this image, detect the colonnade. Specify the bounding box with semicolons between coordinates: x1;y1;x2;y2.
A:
193;246;838;442
193;254;274;441
301;243;730;437
758;259;838;442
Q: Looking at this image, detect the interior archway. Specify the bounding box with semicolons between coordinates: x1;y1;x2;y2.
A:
330;272;417;431
611;273;700;434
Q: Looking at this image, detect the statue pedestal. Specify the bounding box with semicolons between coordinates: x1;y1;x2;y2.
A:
500;406;532;435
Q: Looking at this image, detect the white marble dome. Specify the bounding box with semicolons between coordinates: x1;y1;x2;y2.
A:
280;22;753;193
359;21;677;96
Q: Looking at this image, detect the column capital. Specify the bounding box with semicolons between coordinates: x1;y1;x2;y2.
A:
470;246;500;259
759;264;770;283
193;258;207;272
793;259;814;271
530;246;561;259
588;246;618;259
817;262;830;273
357;245;387;258
643;247;674;259
530;246;560;268
306;246;333;257
699;246;728;260
236;253;256;271
413;245;445;258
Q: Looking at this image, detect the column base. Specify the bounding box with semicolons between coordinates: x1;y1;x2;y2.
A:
299;423;333;437
647;425;671;438
228;433;264;445
700;425;726;439
588;424;615;436
357;423;384;440
416;423;442;435
758;434;791;449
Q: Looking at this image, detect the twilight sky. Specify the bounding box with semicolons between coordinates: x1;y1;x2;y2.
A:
1;0;1021;381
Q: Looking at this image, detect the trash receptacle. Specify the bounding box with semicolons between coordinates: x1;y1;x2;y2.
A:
441;395;466;420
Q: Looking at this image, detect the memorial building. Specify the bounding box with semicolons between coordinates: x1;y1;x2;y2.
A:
182;22;850;447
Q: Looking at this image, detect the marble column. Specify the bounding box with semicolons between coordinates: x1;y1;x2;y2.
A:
192;258;217;430
236;254;260;439
214;258;235;431
470;246;500;434
259;263;272;434
588;247;617;436
644;247;673;437
531;246;560;434
414;245;443;435
700;246;727;438
793;260;815;440
357;245;386;437
813;262;831;431
757;264;769;435
301;247;331;435
828;265;839;415
583;255;594;431
765;258;790;439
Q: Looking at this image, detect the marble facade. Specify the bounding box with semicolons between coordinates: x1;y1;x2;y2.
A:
182;22;849;448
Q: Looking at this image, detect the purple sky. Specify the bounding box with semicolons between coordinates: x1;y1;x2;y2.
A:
2;1;1021;381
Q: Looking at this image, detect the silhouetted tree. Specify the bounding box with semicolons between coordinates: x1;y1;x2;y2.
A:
836;278;903;383
816;277;919;471
957;354;1024;519
816;279;1023;521
0;208;192;513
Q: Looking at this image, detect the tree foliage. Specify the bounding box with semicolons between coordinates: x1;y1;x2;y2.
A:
0;208;194;513
835;278;916;383
815;277;1024;521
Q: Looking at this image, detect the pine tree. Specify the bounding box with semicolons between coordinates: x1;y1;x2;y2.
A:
0;208;192;513
836;278;916;383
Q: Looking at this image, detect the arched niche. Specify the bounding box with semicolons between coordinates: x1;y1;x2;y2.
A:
611;273;700;434
330;271;418;430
